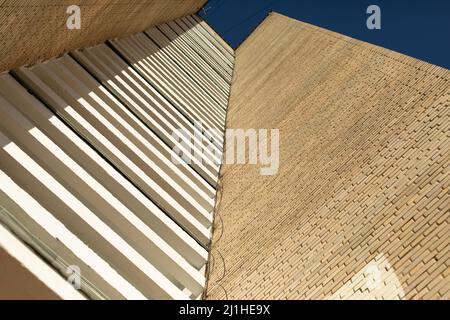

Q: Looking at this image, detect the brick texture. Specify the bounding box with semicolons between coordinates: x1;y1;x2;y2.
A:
205;13;449;300
0;0;206;73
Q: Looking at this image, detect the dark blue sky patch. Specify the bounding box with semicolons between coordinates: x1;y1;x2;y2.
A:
200;0;450;69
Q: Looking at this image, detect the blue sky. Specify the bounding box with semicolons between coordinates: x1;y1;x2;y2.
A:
200;0;450;69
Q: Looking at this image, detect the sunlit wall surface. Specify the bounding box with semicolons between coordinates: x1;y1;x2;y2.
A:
0;14;234;300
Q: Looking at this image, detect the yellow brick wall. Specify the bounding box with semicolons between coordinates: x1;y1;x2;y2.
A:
0;0;206;72
206;13;449;300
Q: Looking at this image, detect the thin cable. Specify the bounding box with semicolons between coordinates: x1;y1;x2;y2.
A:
222;0;281;35
200;0;223;17
205;0;226;16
